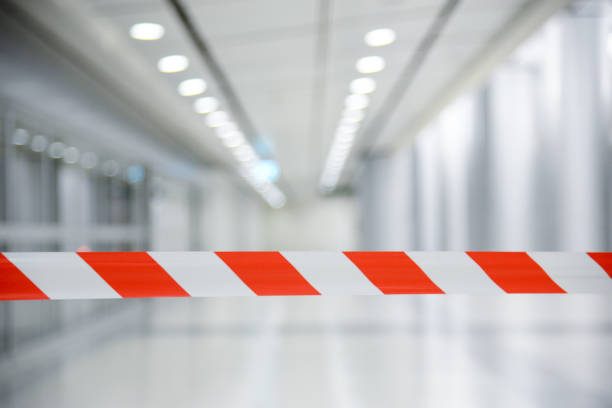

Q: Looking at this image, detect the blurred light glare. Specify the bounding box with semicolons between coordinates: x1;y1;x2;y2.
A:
365;28;396;47
321;55;381;193
130;23;165;40
356;56;385;73
63;146;80;164
350;77;376;94
331;150;350;161
215;122;238;138
233;145;256;162
48;142;65;159
329;162;345;171
157;55;189;73
127;164;146;184
269;197;286;209
222;131;245;148
178;78;207;96
345;94;369;110
206;110;229;128
102;160;120;177
193;96;219;114
342;109;365;123
335;140;354;151
254;160;280;182
81;152;98;169
12;128;29;146
31;135;48;152
337;122;359;134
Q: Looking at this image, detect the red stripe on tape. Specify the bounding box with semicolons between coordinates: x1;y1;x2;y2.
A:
78;252;189;298
216;252;320;296
588;252;612;279
467;252;565;293
0;253;48;300
344;252;444;294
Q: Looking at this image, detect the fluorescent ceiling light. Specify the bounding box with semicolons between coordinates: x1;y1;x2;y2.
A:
158;55;189;73
194;96;219;114
178;78;206;96
130;23;165;40
31;135;48;152
342;109;365;123
254;160;280;183
337;122;359;135
345;94;369;110
215;122;238;138
206;110;229;128
233;145;256;162
48;142;65;159
350;77;376;94
63;147;80;164
364;28;395;47
222;131;245;148
356;56;385;74
12;128;28;145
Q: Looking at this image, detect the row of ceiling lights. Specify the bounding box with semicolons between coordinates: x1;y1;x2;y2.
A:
319;28;395;193
12;128;146;183
129;23;286;208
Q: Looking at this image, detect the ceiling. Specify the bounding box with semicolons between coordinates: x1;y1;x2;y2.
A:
8;0;565;203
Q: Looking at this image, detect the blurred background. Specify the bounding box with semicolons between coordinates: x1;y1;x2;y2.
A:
0;0;611;406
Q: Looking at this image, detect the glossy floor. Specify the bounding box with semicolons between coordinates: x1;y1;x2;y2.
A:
2;295;611;407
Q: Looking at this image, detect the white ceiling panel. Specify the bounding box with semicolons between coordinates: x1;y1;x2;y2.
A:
23;0;565;201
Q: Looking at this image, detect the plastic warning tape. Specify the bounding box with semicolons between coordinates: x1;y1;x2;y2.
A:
1;252;611;300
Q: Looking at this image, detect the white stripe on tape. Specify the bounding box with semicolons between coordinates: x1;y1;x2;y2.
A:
407;251;503;294
5;252;120;299
148;251;254;297
281;251;381;295
528;252;612;293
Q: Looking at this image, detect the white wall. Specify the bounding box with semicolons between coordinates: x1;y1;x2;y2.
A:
149;176;191;251
266;196;358;250
357;9;612;251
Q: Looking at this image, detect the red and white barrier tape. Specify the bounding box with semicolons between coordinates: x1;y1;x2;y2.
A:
1;252;611;300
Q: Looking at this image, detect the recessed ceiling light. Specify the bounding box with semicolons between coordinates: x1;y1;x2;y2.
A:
178;78;206;96
126;164;146;184
215;122;239;138
130;23;165;40
31;135;48;152
337;122;359;135
193;96;219;114
350;77;376;94
158;55;189;73
206;110;229;128
336;130;356;143
63;147;80;164
356;56;385;74
222;131;245;148
233;145;256;162
364;28;396;47
253;160;280;183
269;196;286;209
345;94;369;110
342;109;365;123
12;128;29;146
48;142;65;159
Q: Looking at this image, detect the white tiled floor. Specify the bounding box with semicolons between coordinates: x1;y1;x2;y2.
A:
2;295;612;407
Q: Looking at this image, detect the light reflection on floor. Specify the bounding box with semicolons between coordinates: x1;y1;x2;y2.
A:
2;295;611;408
